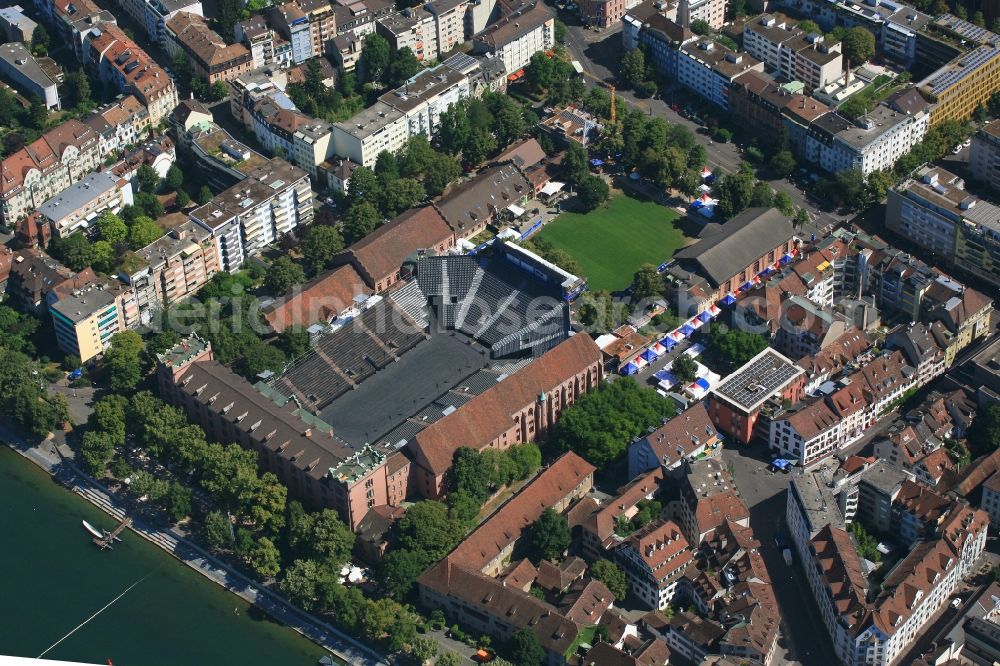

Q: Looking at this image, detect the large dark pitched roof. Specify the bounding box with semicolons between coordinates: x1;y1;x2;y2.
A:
674;207;794;287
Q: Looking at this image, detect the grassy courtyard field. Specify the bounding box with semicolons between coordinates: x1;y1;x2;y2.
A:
536;194;690;292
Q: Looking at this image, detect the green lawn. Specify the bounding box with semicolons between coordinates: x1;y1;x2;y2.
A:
536;195;689;292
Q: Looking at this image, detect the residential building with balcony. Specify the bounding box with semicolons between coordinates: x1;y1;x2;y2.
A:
472;2;553;74
48;273;130;362
887;165;1000;289
37;171;134;238
235;17;276;70
378;7;440;60
116;0;202;48
165;12;252;85
677;37;765;110
123;220;221;324
743;15;843;91
188;158;313;272
84;95;152;158
0;119;100;227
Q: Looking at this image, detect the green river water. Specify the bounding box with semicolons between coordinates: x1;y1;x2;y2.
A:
0;446;329;665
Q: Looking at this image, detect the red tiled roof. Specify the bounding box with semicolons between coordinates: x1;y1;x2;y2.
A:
346;206;453;287
410;334;601;477
263;264;372;332
446;452;595;572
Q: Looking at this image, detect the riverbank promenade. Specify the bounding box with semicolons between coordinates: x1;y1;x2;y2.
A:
0;422;388;666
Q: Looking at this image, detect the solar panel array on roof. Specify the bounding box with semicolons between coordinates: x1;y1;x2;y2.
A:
924;46;1000;96
714;349;801;412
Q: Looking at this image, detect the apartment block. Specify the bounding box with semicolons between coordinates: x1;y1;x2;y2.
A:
164;12;252;84
376;8;440;61
743;15;843;91
786;466;988;666
919;45;1000;127
84;96;152;158
189;158;313;272
615;519;692;609
887;165;1000;289
235;17;276;70
472;2;553;74
116;0;202;48
37;171;134;238
31;0;117;63
0;42;61;111
270;0;334;64
676;38;765;110
805;104;918;176
0;120;101;227
425;0;468;55
48;273;130;362
85;24;179;124
331;62;472;167
970;119;1000;193
122;220;221;323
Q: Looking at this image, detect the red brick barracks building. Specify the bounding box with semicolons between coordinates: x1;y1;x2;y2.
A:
157;332;603;529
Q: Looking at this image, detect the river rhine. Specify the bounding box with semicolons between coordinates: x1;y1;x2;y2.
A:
0;446;329;665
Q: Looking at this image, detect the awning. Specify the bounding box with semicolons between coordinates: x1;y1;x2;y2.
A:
507;204;526;217
701;166;713;178
540;181;565;196
708;304;721;316
688;317;703;329
698;310;713;323
680;324;695;337
739;282;753;292
651;341;667;355
661;337;678;350
699;193;712;203
695;377;711;390
720;294;737;306
670;330;685;341
641;349;659;363
699;183;711;192
635;356;648;369
621;361;639;376
779;253;794;265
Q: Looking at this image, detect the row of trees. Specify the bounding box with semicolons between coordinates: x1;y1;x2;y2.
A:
818;119;972;210
50;208;166;274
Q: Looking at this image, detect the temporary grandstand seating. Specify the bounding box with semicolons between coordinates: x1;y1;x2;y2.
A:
416;254;568;357
268;300;426;411
390;280;430;329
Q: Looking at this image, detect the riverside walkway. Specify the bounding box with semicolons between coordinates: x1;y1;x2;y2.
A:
1;423;388;666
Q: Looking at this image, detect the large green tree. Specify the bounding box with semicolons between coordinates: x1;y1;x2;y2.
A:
550;378;676;466
590;559;627;600
530;508;570;561
264;256;305;295
301;225;344;275
507;628;545;666
842;27;876;64
103;331;145;392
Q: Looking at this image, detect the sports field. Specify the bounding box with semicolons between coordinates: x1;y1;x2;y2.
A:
536;195;690;292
